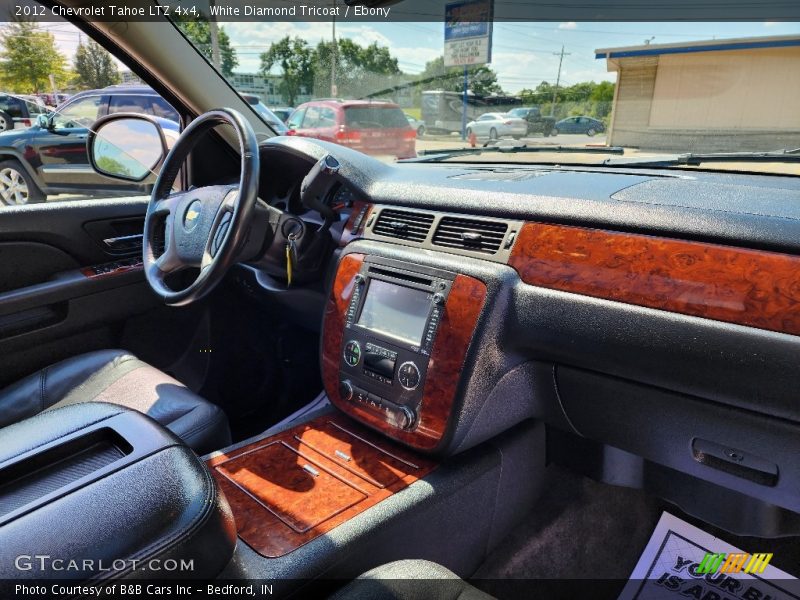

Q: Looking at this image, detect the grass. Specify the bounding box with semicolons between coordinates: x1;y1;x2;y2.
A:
404;107;422;120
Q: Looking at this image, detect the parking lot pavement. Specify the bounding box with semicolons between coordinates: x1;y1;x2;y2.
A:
416;133;608;153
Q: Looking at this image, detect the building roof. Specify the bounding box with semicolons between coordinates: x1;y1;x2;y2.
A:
595;34;800;60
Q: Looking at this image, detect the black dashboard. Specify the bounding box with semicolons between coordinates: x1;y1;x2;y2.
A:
231;136;800;536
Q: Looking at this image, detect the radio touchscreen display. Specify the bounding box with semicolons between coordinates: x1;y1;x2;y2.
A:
358;279;430;345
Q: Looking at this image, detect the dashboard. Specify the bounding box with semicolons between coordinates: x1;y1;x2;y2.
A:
237;136;800;536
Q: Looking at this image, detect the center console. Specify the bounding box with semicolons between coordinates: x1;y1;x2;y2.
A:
322;252;487;451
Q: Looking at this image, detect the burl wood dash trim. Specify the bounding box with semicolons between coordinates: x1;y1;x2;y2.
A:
508;221;800;336
321;254;487;450
207;413;436;558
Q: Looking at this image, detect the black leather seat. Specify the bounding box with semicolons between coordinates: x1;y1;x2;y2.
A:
0;349;231;454
330;560;495;600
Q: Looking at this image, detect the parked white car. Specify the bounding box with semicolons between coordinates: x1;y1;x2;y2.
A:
466;112;527;140
404;113;426;137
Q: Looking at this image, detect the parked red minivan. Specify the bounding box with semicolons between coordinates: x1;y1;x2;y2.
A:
286;100;416;159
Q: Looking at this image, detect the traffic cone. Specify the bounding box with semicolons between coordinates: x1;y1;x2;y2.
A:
468;131;477;147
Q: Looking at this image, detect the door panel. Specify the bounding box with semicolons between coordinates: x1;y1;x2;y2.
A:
0;198;160;385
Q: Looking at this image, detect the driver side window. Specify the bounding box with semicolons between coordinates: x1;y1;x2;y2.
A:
51;95;103;129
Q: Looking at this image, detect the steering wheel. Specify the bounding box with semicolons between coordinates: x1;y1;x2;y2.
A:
143;108;259;306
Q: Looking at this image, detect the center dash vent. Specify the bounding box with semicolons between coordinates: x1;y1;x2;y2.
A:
373;209;434;243
432;216;508;254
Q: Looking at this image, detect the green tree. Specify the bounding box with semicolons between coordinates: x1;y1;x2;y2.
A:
176;19;238;77
314;38;402;98
520;80;615;121
74;40;120;89
260;37;314;106
0;20;69;93
416;56;503;97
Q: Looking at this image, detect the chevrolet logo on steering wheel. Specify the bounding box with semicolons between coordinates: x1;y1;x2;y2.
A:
184;200;202;231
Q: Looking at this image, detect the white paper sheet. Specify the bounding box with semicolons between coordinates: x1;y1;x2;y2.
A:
619;512;800;600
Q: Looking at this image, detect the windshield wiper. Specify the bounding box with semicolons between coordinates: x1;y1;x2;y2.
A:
603;148;800;168
402;144;625;163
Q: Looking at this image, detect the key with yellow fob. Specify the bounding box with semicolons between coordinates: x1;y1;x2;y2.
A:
285;233;298;286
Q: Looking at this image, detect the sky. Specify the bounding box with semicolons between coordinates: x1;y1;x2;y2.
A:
37;19;800;94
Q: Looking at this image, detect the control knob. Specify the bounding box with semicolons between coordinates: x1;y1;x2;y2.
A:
398;361;421;390
397;406;416;430
338;379;354;402
343;340;362;366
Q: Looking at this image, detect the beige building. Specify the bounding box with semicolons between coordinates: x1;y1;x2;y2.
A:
596;35;800;152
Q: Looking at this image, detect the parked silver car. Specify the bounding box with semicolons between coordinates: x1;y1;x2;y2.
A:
466;112;527;140
404;113;426;137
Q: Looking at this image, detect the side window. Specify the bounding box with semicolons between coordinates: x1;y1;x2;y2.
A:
0;97;25;118
52;96;103;128
151;97;179;123
287;108;306;129
318;107;336;128
302;106;321;128
0;11;179;207
107;95;151;115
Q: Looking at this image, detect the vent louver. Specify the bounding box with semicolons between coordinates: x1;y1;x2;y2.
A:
432;216;508;254
373;209;434;243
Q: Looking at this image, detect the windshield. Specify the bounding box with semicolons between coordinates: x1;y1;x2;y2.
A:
172;14;799;173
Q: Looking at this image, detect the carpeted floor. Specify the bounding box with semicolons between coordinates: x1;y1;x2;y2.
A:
473;464;800;596
474;465;663;582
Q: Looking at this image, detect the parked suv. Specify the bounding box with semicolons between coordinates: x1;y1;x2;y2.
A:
286;100;416;159
0;93;48;131
0;86;178;205
507;106;558;137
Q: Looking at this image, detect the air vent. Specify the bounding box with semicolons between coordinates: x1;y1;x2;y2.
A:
373;209;434;243
432;216;508;254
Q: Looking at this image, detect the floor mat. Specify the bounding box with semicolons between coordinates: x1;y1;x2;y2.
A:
621;511;799;599
473;465;800;599
474;465;664;581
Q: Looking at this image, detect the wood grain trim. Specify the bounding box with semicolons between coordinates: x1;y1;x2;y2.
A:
207;413;436;558
80;262;143;279
509;221;800;336
321;255;487;450
339;202;373;247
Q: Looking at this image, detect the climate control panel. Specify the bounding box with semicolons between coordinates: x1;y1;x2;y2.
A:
335;257;454;431
323;252;489;450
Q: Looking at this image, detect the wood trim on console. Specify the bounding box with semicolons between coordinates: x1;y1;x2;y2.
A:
509;221;800;337
206;413;436;558
322;253;487;450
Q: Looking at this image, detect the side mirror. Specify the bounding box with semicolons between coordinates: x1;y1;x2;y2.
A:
87;114;168;182
36;114;50;130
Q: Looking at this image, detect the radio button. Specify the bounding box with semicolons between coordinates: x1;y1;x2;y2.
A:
398;361;421;390
343;340;362;366
353;387;370;404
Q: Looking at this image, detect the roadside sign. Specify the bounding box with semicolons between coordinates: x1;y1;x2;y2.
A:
444;0;493;67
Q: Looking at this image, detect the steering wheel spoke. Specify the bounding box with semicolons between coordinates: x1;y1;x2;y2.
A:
151;191;184;215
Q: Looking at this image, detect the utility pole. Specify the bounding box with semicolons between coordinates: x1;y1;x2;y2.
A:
209;0;222;71
331;0;337;97
550;45;571;116
461;66;468;141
